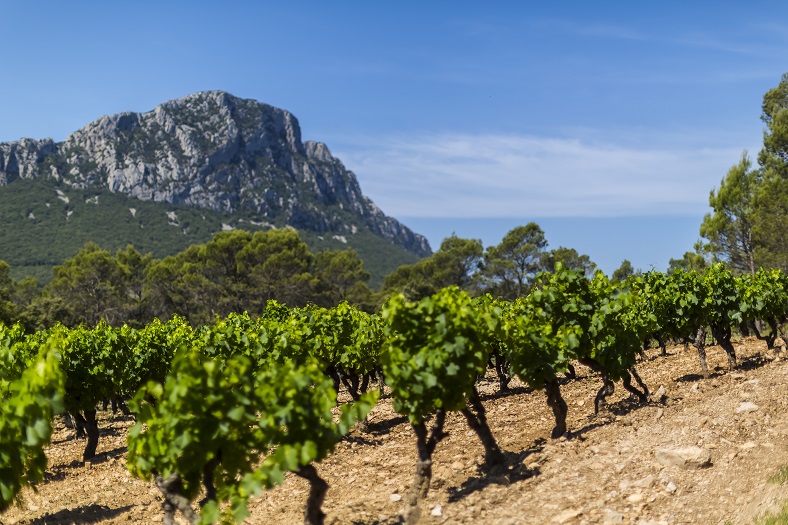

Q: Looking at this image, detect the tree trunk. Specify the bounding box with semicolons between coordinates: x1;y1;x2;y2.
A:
376;368;386;398
693;326;710;378
339;372;361;401
155;473;199;525
491;346;512;392
544;379;567;438
199;453;221;509
622;367;649;402
578;357;614;413
402;410;446;525
296;465;329;525
74;410;99;461
655;333;667;356
754;318;782;351
710;323;737;370
461;387;505;466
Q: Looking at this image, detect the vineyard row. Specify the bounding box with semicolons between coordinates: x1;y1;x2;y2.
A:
1;263;787;524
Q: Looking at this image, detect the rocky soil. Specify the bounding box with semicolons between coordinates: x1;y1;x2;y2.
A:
3;339;788;525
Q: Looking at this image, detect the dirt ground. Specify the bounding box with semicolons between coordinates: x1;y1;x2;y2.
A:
3;338;788;525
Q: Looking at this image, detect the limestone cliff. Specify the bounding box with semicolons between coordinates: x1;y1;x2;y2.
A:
0;91;431;256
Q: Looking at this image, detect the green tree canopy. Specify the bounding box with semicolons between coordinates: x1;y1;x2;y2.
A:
482;223;547;299
381;234;483;301
313;249;372;308
752;73;788;270
36;243;147;327
668;242;709;273
701;73;788;272
611;259;637;282
0;261;16;326
700;153;758;274
541;246;596;277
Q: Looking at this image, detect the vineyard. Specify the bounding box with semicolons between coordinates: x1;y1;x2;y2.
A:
1;263;788;524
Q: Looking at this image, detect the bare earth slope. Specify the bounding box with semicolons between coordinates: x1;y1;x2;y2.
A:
4;339;788;525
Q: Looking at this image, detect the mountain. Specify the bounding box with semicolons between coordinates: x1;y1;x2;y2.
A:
0;91;431;286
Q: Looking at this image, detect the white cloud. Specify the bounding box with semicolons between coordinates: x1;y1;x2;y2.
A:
333;132;755;218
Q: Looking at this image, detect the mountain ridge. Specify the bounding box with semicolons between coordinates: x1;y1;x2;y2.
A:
0;91;430;258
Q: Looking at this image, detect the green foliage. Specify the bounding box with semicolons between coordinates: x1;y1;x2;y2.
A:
296;302;381;376
381;286;494;423
587;273;654;379
40;243;149;327
128;349;375;524
122;315;196;395
0;178;421;290
58;322;130;413
381;234;483;301
0;323;34;392
753;502;788;525
502;265;594;388
144;229;372;326
0;261;17;325
700;153;758;274
0;334;64;511
769;465;788;485
611;259;637;282
701;73;788;272
542;247;597;278
668;242;709;273
702;263;743;329
501;266;654;388
313;249;373;307
738;269;788;324
482;223;547;299
661;268;708;340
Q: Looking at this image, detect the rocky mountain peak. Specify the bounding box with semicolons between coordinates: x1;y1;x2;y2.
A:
0;92;431;257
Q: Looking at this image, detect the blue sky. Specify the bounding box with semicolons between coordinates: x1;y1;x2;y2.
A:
0;2;785;273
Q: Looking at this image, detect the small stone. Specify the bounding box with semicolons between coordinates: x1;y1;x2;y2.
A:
739;441;757;450
665;481;677;494
654;408;664;420
633;475;654;489
450;461;464;471
603;509;624;524
431;505;442;517
553;509;583;523
655;446;712;469
654;385;668;404
736;402;759;414
627;493;644;503
389;494;402;502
